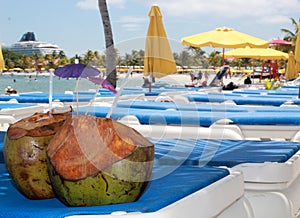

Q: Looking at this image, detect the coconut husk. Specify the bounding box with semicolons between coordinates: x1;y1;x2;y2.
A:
47;115;153;180
7;111;70;140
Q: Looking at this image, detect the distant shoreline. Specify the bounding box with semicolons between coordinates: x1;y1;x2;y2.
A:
0;71;51;76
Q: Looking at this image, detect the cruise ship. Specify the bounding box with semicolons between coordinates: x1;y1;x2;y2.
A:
8;32;64;56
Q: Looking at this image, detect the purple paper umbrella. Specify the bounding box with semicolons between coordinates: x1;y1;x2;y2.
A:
54;63;100;78
88;77;117;94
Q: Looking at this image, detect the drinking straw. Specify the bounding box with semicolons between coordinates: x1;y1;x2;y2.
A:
49;70;53;116
106;66;133;118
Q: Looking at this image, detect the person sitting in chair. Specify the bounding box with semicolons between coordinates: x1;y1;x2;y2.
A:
209;61;231;86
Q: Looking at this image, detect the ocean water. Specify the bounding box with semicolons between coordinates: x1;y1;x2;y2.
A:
0;73;144;95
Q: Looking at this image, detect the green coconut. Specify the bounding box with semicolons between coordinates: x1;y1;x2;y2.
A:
47;115;154;206
4;111;69;199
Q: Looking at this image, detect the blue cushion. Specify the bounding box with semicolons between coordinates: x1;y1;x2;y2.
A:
0;143;3;164
0;132;5;164
77;106;300;127
116;100;300;113
0;103;38;109
186;93;295;106
233;88;298;96
0;164;228;217
153;139;300;167
0;93;94;103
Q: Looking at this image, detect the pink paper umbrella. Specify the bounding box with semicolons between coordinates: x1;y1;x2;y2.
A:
88;77;117;94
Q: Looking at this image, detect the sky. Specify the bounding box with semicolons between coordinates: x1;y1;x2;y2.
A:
1;0;300;57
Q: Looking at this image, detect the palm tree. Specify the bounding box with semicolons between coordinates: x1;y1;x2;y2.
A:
281;18;300;48
84;50;96;64
177;50;192;67
98;0;117;88
187;46;208;67
32;53;44;70
208;51;221;68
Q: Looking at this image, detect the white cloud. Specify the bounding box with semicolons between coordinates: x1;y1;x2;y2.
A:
117;16;147;30
76;0;97;10
259;15;291;25
121;23;142;30
108;0;126;8
118;16;146;24
150;0;300;24
76;0;126;10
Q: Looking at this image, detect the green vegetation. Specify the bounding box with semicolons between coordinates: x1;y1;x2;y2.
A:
281;17;300;50
2;50;70;71
3;48;215;71
0;47;284;72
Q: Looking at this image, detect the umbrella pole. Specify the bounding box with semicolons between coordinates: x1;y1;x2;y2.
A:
222;48;225;65
252;64;255;84
76;79;79;115
149;73;153;93
49;71;53;117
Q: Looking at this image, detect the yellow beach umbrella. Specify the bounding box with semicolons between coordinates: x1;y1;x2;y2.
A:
286;51;297;80
144;4;177;81
224;47;288;60
181;27;269;63
181;27;269;48
296;61;300;79
294;24;300;77
295;24;300;63
0;43;5;71
292;24;300;97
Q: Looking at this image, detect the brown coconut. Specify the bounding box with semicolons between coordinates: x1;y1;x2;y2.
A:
47;115;154;206
4;111;69;199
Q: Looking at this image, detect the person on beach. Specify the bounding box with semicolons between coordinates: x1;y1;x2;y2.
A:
244;76;252;85
209;61;231;86
218;61;231;81
5;86;17;95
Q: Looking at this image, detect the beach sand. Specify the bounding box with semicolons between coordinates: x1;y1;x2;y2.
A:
117;72;243;88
